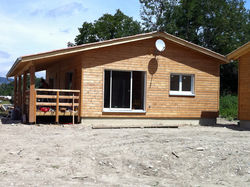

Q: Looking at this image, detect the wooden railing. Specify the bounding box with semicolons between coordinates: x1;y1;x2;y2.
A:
26;89;80;124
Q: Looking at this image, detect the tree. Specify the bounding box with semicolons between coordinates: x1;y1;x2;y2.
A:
140;0;250;94
75;22;98;45
140;0;250;54
75;9;142;45
0;77;42;97
67;42;75;47
0;81;14;96
140;0;179;32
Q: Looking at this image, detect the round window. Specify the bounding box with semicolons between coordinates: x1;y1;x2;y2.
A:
155;39;166;52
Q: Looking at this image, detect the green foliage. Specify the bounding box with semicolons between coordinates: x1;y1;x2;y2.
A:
140;0;250;54
220;61;238;95
220;95;238;120
0;81;14;96
75;9;142;45
0;77;42;97
75;22;98;44
140;0;250;95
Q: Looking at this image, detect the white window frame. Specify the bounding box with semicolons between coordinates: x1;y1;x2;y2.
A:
103;70;146;113
169;73;195;96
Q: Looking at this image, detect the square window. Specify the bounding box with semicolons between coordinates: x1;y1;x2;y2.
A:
170;74;194;96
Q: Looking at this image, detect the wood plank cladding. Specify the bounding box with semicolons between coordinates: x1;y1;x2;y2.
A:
80;37;221;119
46;55;82;119
238;52;250;120
46;56;82;91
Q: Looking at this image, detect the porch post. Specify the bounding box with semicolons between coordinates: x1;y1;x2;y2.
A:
14;75;17;107
29;66;36;124
22;72;27;116
79;68;84;123
18;75;22;108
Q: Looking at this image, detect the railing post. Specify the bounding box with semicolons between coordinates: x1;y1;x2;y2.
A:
56;91;59;124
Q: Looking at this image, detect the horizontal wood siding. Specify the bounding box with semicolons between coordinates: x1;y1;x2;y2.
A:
239;52;250;120
46;56;81;90
81;38;220;119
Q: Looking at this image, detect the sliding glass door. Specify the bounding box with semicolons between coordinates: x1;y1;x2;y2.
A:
104;70;145;111
111;71;131;109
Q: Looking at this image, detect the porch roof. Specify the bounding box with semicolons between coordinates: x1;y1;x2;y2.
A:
7;31;228;77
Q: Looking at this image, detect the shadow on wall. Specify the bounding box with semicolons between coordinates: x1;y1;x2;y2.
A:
148;57;158;88
199;111;218;126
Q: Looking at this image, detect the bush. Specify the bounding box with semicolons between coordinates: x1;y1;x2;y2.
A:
220;95;238;120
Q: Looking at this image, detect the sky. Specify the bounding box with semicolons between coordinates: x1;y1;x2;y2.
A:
0;0;141;77
0;0;249;77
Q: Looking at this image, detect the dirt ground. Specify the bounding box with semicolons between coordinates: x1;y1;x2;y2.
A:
0;118;249;186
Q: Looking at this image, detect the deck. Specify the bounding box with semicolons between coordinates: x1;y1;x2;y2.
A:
24;89;80;124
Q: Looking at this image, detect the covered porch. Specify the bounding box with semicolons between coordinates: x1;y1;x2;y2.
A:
8;52;83;124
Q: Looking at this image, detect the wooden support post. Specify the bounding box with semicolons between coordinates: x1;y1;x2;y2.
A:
55;91;59;124
18;75;22;108
29;66;36;124
14;76;17;107
34;90;36;121
72;93;74;125
22;72;27;116
78;68;84;123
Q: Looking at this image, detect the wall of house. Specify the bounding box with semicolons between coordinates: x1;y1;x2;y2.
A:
46;55;82;90
239;51;250;120
80;37;221;119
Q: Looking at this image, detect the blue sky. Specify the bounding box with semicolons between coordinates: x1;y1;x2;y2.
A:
0;0;141;77
0;0;249;77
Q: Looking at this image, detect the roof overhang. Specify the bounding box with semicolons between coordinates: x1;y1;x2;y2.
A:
227;41;250;61
7;31;228;77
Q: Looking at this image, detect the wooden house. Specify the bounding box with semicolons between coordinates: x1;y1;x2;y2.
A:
227;42;250;129
7;32;228;127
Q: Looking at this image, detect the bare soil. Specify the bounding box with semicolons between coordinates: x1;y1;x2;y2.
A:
0;119;249;186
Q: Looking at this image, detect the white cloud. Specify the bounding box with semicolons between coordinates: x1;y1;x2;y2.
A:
0;0;141;77
30;2;88;18
0;12;79;76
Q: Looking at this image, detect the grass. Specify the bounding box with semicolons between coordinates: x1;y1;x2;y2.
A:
220;94;238;120
0;100;11;104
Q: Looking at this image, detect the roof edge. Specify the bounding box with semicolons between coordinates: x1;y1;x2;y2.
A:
21;31;159;62
157;32;228;63
7;57;22;77
227;41;250;60
8;31;228;77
